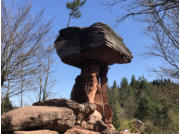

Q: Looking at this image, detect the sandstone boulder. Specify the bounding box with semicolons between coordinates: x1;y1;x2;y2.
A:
101;129;138;134
33;99;96;115
101;129;123;134
14;130;59;134
64;126;100;134
95;103;113;127
33;99;96;124
1;106;75;133
88;110;102;124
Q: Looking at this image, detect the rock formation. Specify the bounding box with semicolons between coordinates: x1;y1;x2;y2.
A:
2;22;134;134
54;22;133;127
2;99;137;134
1;105;76;133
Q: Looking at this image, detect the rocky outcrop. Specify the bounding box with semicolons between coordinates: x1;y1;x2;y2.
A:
33;99;108;132
95;103;113;128
2;98;138;134
54;22;133;128
33;99;96;115
64;126;100;134
33;99;96;124
2;22;134;134
1;106;75;133
70;63;113;127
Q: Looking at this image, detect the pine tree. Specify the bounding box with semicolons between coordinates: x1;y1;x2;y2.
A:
1;95;13;114
112;112;121;130
130;75;136;89
66;0;86;27
120;77;128;90
111;80;119;103
107;76;178;134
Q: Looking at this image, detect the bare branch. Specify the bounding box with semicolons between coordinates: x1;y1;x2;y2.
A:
1;0;54;103
105;0;179;79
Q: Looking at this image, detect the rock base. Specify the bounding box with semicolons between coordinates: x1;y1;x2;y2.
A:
1;99;136;134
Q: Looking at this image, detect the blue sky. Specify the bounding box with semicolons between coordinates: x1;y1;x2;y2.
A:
7;0;163;105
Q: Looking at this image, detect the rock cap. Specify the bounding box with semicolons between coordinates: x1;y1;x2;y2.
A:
55;22;133;68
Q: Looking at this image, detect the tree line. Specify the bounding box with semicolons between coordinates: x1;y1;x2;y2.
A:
107;75;178;134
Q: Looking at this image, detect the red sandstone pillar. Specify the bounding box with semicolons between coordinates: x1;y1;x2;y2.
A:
71;63;100;103
94;66;113;126
71;63;113;127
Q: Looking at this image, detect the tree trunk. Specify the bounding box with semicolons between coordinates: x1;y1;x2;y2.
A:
67;14;72;27
42;55;50;101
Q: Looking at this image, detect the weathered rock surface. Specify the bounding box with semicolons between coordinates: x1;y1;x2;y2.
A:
69;62;113;127
64;126;100;134
33;99;96;124
54;22;133;128
101;129;123;134
14;130;59;134
101;129;139;134
33;98;96;114
1;106;75;133
54;22;133;68
1;98;138;134
1;22;134;134
95;103;113;126
88;110;102;124
71;63;101;103
94;65;109;104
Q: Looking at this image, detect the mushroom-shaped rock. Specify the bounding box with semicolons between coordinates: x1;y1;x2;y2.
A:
54;22;133;128
54;22;133;68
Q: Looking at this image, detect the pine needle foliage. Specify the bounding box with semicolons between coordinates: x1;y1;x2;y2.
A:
66;0;86;27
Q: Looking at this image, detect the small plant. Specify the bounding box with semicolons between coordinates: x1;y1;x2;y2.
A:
66;0;86;27
129;119;144;133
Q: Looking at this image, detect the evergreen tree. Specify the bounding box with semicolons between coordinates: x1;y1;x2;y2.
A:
130;75;136;89
120;77;128;89
112;112;121;130
1;96;13;114
111;80;119;103
123;94;136;118
107;76;178;134
119;77;130;107
112;80;117;88
137;76;148;89
66;0;86;27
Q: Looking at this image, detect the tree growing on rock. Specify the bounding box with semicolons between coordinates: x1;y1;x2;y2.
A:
66;0;86;27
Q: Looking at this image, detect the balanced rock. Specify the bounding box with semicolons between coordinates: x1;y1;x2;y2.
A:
54;22;133;127
1;106;75;133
